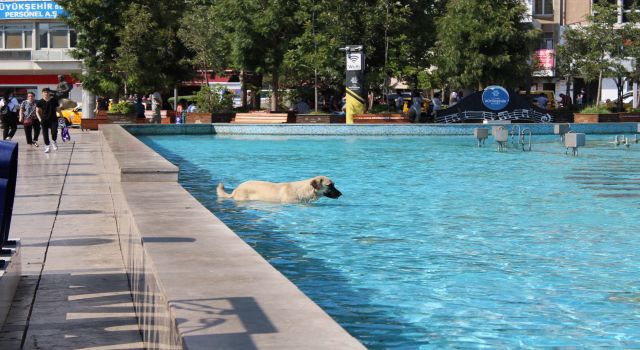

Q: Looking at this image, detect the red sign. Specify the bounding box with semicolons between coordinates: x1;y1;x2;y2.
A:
533;49;555;77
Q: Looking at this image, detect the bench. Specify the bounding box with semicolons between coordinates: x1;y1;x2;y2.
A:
233;112;294;124
353;113;412;124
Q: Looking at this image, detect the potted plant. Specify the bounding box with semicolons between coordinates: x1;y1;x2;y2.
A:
573;105;619;123
186;85;235;123
106;101;137;124
618;107;640;122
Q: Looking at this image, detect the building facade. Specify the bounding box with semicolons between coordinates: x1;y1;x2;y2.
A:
0;0;82;101
528;0;635;104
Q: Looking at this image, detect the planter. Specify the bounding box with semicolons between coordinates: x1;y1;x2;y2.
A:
106;113;138;124
96;110;109;120
550;110;574;123
183;112;236;124
295;114;345;124
212;112;235;123
160;116;176;124
80;118;109;131
573;113;619;123
353;113;412;124
618;112;640;122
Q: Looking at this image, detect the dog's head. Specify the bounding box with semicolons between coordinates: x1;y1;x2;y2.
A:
310;176;342;199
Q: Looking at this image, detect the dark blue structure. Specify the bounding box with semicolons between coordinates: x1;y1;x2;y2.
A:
435;89;554;123
0;141;18;251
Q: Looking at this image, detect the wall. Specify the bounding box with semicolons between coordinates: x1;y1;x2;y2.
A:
99;124;365;350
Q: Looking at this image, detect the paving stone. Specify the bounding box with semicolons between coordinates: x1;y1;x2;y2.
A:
0;130;143;348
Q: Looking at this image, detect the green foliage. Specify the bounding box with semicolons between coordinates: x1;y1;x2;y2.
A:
195;85;234;113
368;104;394;114
57;0;192;96
56;0;126;96
580;105;613;114
108;101;136;115
177;4;229;77
116;0;192;93
433;0;540;90
557;1;639;108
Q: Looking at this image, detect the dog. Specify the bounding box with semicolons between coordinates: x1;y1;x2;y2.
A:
217;176;342;203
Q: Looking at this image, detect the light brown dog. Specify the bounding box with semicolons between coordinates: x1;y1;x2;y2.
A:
217;176;342;203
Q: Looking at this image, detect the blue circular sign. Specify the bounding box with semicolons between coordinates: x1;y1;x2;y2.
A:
482;86;510;111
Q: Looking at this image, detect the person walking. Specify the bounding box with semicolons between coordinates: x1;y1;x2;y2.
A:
150;91;162;124
19;92;40;147
431;92;442;118
395;90;404;113
135;96;146;121
410;90;423;123
36;88;60;153
1;91;19;141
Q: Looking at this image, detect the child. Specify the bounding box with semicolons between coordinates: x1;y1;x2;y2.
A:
58;114;71;142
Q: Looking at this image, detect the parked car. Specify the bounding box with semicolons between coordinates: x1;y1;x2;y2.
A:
60;106;82;127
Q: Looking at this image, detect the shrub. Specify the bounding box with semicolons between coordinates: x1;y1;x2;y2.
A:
580;105;613;114
368;104;394;114
108;101;135;115
194;85;234;113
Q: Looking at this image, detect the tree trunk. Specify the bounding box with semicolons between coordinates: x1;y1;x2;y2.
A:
253;74;263;110
240;69;247;109
596;70;602;108
270;70;279;111
616;75;623;112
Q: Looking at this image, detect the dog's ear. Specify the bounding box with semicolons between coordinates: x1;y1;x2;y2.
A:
310;178;322;190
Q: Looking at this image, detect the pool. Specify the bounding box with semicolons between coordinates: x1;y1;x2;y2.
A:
140;134;640;349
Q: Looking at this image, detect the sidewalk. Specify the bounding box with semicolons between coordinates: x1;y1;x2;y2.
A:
0;129;143;349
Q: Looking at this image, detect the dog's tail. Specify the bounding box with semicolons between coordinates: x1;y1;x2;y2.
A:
217;183;232;199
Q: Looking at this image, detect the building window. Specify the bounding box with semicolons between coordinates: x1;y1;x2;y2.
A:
37;23;76;49
1;25;34;49
50;24;68;48
595;0;638;23
541;32;554;50
70;30;77;47
38;23;48;48
535;0;553;15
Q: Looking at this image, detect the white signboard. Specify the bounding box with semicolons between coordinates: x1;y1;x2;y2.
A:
346;53;362;71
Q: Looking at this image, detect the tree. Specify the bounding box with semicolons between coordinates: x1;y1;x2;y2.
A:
433;0;540;91
555;28;585;102
281;0;443;109
215;0;302;111
178;3;230;84
56;0;128;96
557;1;633;109
57;0;192;96
116;0;192;94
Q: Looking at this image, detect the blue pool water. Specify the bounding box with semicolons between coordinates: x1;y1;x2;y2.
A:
140;134;640;349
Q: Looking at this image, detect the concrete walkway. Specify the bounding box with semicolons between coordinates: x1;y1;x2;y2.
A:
0;129;143;349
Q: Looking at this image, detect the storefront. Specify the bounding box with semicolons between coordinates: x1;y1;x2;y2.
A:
0;0;81;100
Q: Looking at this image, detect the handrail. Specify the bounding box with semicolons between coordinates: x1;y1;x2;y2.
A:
520;128;532;151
